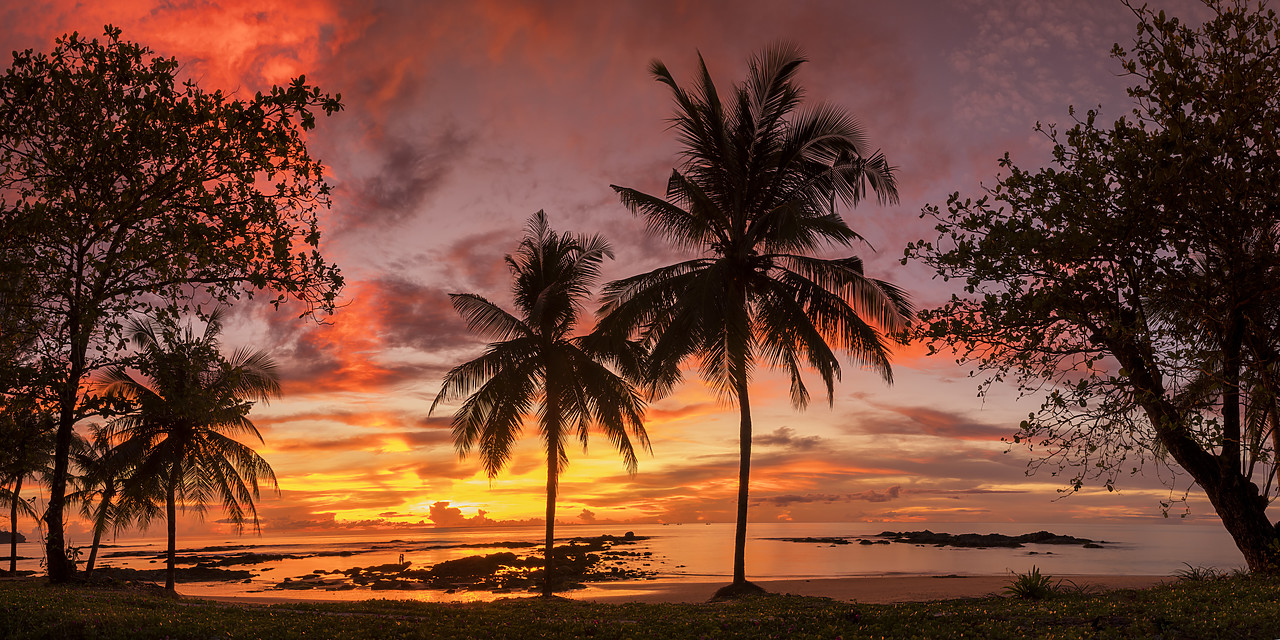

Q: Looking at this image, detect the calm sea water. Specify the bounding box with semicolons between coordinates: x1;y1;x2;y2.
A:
7;521;1246;602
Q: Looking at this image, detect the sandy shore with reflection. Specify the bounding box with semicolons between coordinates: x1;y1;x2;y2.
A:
196;574;1171;606
570;575;1171;604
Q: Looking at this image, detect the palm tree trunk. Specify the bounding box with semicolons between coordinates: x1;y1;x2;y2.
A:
85;526;104;576
543;448;558;598
165;467;178;592
85;486;114;577
732;373;753;587
9;476;21;574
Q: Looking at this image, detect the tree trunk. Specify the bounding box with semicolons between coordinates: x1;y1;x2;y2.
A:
543;448;558;598
1116;335;1280;572
84;485;114;576
1198;469;1278;571
732;373;753;586
85;526;104;577
45;325;88;584
166;468;178;592
9;476;21;574
43;401;78;582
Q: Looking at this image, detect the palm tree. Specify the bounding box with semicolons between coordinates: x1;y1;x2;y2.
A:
102;308;279;591
600;43;913;597
0;399;54;574
431;211;649;598
70;423;159;576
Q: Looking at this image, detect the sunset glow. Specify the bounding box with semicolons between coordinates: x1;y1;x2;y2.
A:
4;0;1262;544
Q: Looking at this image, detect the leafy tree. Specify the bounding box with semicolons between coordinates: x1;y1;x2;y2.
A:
0;26;343;581
431;212;650;598
600;44;912;596
908;1;1280;571
102;309;280;591
0;399;54;573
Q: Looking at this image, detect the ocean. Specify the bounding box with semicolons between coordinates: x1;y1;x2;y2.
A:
6;521;1246;602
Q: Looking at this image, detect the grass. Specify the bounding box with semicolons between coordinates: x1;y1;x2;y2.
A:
1;574;1278;639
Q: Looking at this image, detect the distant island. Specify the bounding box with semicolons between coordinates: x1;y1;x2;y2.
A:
770;530;1105;549
0;531;26;544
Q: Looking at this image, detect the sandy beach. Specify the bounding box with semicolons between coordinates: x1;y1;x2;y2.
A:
571;575;1171;604
196;574;1171;606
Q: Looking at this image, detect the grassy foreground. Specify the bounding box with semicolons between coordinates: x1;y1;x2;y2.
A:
1;575;1278;639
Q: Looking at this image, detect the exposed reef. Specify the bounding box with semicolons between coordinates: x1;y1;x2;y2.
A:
270;533;657;593
877;530;1105;548
769;530;1106;549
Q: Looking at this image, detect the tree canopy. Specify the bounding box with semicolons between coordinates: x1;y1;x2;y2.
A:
0;26;343;581
908;0;1280;571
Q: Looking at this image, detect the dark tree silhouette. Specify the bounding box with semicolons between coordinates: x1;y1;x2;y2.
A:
0;27;342;581
909;1;1280;572
432;212;649;597
601;44;912;596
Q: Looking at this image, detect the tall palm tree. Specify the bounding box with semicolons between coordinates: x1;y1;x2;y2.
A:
600;43;913;597
102;308;279;591
0;400;54;574
431;211;649;598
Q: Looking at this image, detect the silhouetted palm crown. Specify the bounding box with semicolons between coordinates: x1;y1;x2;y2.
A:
433;212;648;478
603;44;912;406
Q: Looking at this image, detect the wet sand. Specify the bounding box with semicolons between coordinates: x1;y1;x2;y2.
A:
196;574;1171;606
571;575;1170;604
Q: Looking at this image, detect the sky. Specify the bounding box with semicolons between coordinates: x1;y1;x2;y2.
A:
4;0;1262;539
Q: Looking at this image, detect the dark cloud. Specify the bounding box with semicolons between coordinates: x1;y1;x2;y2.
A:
757;486;902;507
854;404;1016;441
754;426;822;450
340;128;473;230
224;277;476;395
268;428;451;453
370;275;476;353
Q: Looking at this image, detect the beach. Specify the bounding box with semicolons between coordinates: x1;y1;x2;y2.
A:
573;575;1171;604
195;574;1171;606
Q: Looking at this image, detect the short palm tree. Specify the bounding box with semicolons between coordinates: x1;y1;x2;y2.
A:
600;43;913;597
102;309;279;591
70;423;159;576
0;400;54;574
431;211;649;598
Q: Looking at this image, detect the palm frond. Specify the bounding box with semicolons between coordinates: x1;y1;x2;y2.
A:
449;293;529;342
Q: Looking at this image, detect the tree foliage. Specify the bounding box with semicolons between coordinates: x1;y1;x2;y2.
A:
0;26;342;581
908;0;1280;571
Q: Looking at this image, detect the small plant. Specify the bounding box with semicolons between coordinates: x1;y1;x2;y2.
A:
1051;577;1094;596
1003;565;1058;600
1174;562;1224;581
